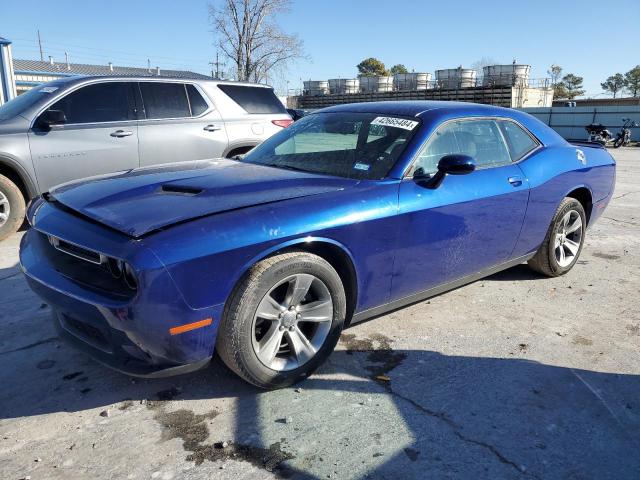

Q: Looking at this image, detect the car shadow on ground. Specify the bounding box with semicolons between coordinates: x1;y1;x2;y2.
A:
1;263;639;479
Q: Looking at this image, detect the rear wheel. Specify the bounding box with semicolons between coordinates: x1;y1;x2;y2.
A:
528;197;586;277
0;174;26;242
217;252;346;389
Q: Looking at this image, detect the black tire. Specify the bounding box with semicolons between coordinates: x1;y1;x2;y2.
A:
0;174;26;242
216;251;347;389
613;138;623;148
528;197;586;277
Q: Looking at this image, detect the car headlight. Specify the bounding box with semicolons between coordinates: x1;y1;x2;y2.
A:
123;262;138;290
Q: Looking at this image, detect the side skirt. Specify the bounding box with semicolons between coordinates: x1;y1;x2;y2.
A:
350;253;536;324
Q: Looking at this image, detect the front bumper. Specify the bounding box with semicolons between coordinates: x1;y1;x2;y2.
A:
20;221;223;378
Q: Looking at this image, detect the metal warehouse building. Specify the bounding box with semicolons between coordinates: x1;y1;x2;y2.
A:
0;36;209;105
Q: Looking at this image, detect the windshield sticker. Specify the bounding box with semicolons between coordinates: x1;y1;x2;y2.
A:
371;116;419;131
354;163;371;171
40;87;59;93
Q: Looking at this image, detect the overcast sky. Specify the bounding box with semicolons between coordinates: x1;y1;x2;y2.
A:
2;0;638;96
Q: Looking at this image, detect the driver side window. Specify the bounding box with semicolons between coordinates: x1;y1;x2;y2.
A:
413;119;512;174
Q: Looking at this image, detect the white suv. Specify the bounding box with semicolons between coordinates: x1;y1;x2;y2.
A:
0;76;292;239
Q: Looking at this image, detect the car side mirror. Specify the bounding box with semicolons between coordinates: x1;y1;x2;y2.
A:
37;109;67;129
414;154;476;189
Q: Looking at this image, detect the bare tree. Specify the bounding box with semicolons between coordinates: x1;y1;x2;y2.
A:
209;0;304;83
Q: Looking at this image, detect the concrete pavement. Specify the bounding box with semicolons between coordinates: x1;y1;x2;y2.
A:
1;148;639;480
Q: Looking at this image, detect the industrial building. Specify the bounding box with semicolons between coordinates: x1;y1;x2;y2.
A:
0;36;210;105
293;63;554;109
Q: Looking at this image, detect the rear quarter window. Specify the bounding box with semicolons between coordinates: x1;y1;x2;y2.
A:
217;84;286;114
186;84;209;116
500;120;539;161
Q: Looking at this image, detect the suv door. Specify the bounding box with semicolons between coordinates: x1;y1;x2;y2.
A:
28;81;139;191
136;82;228;166
390;118;530;301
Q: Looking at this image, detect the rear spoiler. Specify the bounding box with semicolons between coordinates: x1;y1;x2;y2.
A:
569;140;606;149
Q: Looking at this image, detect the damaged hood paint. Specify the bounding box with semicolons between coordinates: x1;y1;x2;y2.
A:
49;159;357;237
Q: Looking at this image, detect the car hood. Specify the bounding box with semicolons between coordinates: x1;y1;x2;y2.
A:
49;159;358;238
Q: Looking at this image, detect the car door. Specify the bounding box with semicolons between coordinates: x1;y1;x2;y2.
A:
390;118;530;301
136;81;228;166
28;81;139;191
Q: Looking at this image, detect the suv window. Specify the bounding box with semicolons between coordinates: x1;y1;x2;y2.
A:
217;84;286;114
45;82;132;124
500;120;538;160
186;84;209;116
414;119;511;174
140;82;190;119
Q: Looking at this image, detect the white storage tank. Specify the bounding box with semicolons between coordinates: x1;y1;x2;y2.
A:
303;80;329;95
359;75;394;93
393;72;431;91
482;63;531;86
435;67;477;89
328;78;359;94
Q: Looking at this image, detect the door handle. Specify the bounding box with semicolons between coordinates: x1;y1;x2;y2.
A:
110;130;133;138
203;124;222;132
508;176;523;187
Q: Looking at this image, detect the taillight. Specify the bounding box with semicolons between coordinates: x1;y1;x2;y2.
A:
272;119;293;128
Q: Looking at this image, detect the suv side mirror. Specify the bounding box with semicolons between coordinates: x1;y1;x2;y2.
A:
37;109;67;129
414;154;476;189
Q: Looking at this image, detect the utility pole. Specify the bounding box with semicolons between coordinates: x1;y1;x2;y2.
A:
209;52;224;79
37;30;43;61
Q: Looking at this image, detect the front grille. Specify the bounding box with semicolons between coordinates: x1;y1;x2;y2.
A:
37;232;136;299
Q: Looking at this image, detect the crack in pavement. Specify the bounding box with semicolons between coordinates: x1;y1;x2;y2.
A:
0;336;59;355
0;270;21;282
345;334;539;479
613;190;640;200
602;216;638;226
385;385;540;479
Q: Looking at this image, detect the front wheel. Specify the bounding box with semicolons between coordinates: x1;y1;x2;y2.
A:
216;252;346;389
0;174;26;242
528;198;586;277
613;137;624;148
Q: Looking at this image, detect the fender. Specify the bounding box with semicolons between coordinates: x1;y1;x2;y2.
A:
222;141;259;158
231;235;359;297
0;155;39;198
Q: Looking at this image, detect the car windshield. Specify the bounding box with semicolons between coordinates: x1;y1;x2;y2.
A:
0;81;67;122
242;112;420;180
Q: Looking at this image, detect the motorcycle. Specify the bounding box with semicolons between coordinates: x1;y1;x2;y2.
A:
585;123;613;146
613;118;638;148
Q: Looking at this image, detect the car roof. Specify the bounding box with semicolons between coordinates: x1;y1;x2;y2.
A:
313;101;566;146
51;75;273;89
316;101;514;118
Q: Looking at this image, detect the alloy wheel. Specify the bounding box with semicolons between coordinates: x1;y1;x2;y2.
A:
0;190;10;228
251;273;333;371
554;210;583;267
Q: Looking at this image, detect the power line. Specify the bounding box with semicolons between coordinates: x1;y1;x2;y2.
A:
11;36;209;65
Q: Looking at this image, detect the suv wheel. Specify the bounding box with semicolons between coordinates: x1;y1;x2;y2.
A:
217;252;346;389
0;174;26;241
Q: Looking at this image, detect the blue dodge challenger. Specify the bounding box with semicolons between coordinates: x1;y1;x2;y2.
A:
20;101;615;388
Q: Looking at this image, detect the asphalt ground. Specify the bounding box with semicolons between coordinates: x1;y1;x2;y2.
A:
0;147;638;480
